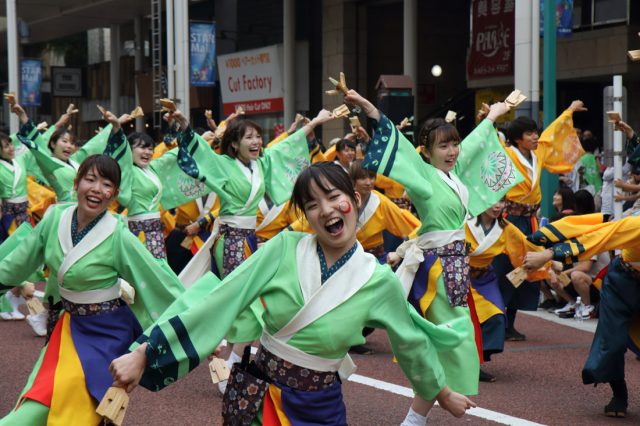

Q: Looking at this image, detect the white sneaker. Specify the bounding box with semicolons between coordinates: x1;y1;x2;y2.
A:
0;312;13;320
579;304;595;319
26;311;47;337
5;290;24;310
10;311;25;320
554;303;575;315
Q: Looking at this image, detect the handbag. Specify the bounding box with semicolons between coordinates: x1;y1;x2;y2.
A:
221;346;270;426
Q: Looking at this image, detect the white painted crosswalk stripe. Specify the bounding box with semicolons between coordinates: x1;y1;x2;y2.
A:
348;374;546;426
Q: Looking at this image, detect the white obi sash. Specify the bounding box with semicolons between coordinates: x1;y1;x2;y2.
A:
395;228;465;297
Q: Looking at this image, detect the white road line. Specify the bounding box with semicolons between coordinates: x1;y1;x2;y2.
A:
348;374;545;426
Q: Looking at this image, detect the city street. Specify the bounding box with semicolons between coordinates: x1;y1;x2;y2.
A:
2;309;639;425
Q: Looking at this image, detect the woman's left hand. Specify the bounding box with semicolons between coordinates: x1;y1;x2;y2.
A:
523;249;553;271
109;343;148;393
185;221;201;236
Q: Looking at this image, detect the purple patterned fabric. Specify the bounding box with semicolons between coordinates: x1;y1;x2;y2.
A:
217;224;257;277
256;346;338;391
0;201;29;242
423;240;470;307
128;218;166;259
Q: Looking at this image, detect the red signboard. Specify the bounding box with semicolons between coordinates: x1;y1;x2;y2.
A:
467;0;514;80
223;98;284;115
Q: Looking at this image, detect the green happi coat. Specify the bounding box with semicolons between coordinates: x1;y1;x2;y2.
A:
108;129;188;216
0;204;183;326
0;223;33;313
362;113;522;395
176;126;310;220
17;122;132;205
134;232;468;402
174;127;311;342
0;151;39;201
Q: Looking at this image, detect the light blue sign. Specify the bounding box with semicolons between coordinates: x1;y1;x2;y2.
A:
190;22;217;87
21;59;42;107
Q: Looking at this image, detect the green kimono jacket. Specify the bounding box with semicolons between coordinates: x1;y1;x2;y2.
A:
135;232;469;401
17;122;132;205
0;204;184;329
0;152;38;201
176;127;310;220
362;113;522;235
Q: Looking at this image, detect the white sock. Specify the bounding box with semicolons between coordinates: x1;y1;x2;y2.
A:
226;349;242;369
400;407;428;426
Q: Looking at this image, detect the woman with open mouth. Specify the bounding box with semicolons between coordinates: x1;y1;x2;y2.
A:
0;152;184;425
343;89;518;426
109;161;476;425
11;103;133;205
169;107;336;392
348;159;420;265
106;127;180;260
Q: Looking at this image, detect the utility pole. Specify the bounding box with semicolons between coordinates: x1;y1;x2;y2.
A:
540;0;557;218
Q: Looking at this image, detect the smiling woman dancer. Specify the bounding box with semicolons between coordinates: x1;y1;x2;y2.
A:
0;150;184;425
12;103;132;205
110;162;476;425
342;90;518;426
170;107;336;391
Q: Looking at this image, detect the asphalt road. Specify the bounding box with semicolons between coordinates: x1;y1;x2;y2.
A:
1;308;639;425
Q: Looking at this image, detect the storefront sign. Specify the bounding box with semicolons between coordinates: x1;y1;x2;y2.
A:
52;67;82;97
467;0;515;80
217;45;283;115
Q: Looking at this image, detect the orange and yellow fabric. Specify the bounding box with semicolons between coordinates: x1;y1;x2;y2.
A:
503;109;584;205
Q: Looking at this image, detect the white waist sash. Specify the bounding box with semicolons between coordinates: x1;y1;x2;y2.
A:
395;228;466;297
58;283;121;304
260;331;357;379
218;214;256;230
5;195;28;204
127;211;161;222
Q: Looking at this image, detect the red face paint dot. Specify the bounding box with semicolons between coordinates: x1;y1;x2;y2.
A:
338;201;352;214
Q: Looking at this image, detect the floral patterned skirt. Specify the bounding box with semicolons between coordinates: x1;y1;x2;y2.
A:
0;200;29;242
222;346;347;425
128;217;166;259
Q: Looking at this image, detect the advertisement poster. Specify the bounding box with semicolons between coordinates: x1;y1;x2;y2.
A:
467;0;515;81
21;59;42;107
190;22;216;87
217;45;284;115
541;0;573;38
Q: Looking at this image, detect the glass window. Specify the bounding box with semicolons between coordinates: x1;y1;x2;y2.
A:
594;0;627;24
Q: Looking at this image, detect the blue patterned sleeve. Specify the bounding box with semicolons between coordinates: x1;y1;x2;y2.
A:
362;112;432;202
176;126;230;195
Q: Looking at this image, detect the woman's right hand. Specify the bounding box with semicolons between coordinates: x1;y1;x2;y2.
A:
344;90;380;121
386;252;401;268
109;343;148;393
436;386;477;417
486;102;510;123
185;221;201;236
614;120;635;139
11;104;28;124
101;109;121;133
169;110;189;131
